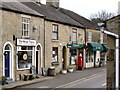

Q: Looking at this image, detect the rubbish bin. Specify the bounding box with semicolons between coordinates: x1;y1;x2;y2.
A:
48;67;56;76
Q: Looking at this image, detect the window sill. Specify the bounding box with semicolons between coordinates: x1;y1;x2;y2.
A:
52;39;59;42
22;36;30;39
17;68;30;71
52;62;59;66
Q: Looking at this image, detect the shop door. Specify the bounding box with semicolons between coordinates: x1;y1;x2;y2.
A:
4;51;10;77
36;51;38;74
62;46;66;69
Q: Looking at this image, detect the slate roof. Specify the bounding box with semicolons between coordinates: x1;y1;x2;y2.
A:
0;1;43;17
59;8;100;30
21;2;84;28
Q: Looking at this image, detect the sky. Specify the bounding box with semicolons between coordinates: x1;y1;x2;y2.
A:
41;0;120;19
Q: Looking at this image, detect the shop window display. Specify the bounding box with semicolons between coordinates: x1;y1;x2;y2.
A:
17;46;32;69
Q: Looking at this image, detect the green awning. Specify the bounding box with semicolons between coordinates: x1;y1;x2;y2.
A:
87;42;104;51
101;44;108;52
67;43;84;48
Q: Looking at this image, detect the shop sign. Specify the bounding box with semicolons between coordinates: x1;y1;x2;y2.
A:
17;39;36;46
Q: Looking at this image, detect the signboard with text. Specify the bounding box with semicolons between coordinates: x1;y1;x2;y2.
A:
17;39;36;46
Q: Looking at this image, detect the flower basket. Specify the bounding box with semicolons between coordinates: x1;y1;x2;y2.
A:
1;76;7;85
68;68;74;73
61;70;67;74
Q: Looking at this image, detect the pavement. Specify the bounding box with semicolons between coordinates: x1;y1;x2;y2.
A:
2;76;54;90
1;67;106;90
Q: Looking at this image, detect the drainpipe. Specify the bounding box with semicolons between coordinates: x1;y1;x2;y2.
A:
84;28;87;69
43;17;46;68
102;30;119;89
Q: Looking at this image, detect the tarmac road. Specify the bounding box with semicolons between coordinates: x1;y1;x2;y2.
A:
17;67;106;89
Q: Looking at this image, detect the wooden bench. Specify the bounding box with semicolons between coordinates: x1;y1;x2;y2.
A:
23;74;34;81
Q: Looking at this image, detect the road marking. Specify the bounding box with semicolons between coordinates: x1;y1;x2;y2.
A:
38;86;49;88
55;72;105;88
102;83;106;86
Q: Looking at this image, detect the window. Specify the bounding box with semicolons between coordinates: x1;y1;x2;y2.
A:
22;18;30;37
70;48;77;65
88;32;92;42
52;47;58;62
72;29;77;43
52;24;58;40
17;46;33;69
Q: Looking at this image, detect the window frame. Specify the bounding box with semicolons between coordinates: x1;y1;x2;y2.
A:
22;17;30;38
52;47;58;63
52;24;58;40
72;28;77;43
88;32;92;42
17;46;33;70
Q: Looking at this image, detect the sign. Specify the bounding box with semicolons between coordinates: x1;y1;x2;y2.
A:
17;39;36;46
67;43;84;48
23;54;28;60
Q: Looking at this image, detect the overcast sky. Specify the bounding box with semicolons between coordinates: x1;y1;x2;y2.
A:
41;0;120;19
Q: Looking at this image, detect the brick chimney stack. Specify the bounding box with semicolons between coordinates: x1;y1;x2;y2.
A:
46;0;60;8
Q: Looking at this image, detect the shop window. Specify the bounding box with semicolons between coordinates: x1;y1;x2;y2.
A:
86;52;94;63
52;24;58;40
22;17;30;37
17;46;32;69
70;49;77;65
52;47;58;62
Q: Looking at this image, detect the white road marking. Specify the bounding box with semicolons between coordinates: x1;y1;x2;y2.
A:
102;83;106;86
38;86;49;88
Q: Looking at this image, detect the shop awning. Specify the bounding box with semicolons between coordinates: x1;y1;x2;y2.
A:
87;42;104;51
101;44;108;52
67;43;84;48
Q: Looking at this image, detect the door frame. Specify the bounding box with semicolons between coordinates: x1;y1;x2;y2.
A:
35;43;43;74
3;42;14;81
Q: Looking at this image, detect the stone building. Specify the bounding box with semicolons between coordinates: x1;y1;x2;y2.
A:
0;2;45;81
59;8;107;68
22;1;85;73
0;0;108;82
105;15;120;88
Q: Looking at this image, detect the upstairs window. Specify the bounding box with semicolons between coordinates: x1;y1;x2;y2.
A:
72;29;77;43
22;18;30;37
52;24;58;40
88;32;92;42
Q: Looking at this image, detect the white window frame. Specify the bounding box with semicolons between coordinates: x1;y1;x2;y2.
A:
72;29;77;43
17;46;33;70
52;24;58;40
22;17;30;37
88;32;92;42
52;47;58;62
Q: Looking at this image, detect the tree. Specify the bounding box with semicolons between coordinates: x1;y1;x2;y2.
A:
89;10;116;23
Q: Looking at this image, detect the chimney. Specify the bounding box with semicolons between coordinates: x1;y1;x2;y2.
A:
118;1;120;15
34;0;41;4
46;0;60;8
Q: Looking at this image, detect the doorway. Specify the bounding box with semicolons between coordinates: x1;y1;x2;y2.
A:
62;46;67;69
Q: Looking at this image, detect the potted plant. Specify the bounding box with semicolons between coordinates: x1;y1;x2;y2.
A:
1;76;7;85
61;69;67;74
68;67;74;73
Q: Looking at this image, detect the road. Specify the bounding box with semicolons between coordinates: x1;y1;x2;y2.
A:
17;67;106;89
55;71;106;88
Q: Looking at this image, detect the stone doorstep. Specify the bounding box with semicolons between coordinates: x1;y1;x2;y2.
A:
2;76;53;89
